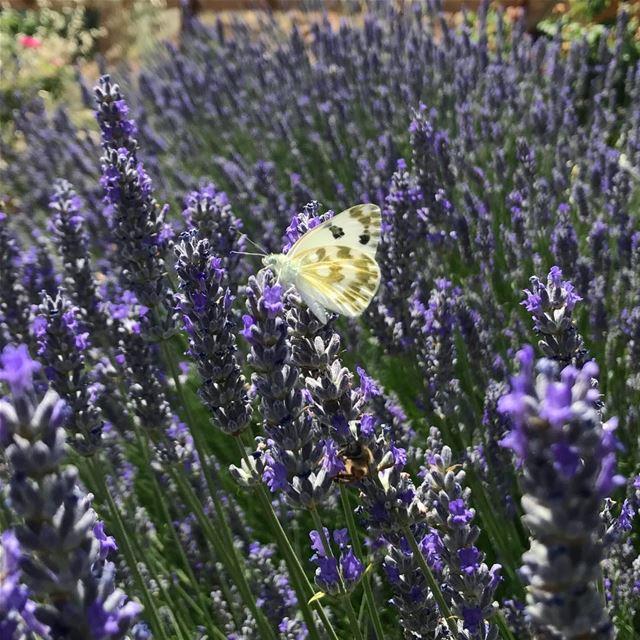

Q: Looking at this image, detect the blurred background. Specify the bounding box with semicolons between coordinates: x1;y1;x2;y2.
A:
1;1;637;70
1;0;639;143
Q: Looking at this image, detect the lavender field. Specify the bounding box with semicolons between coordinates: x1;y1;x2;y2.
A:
1;2;639;639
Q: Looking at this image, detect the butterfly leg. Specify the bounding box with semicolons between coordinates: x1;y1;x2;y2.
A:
308;299;328;324
298;289;328;324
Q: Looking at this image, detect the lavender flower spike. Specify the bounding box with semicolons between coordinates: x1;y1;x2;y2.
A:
175;230;251;435
0;344;142;639
241;270;332;507
522;266;589;367
96;76;170;308
94;74;138;156
182;184;246;288
0;212;31;348
0;530;49;639
498;346;622;639
35;290;103;455
413;434;502;639
49;179;105;332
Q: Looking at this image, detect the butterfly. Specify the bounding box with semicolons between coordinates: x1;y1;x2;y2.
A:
262;204;382;323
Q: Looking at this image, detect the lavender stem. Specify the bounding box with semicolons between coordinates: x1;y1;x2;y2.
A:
401;524;458;636
339;485;385;640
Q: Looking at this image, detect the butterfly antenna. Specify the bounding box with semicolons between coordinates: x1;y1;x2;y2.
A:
242;235;268;255
230;250;266;257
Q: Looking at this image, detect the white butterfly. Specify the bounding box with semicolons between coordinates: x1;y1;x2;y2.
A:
262;204;382;323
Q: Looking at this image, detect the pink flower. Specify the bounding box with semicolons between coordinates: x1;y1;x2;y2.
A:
19;35;42;49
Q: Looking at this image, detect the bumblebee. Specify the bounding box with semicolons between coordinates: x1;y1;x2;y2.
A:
334;441;374;483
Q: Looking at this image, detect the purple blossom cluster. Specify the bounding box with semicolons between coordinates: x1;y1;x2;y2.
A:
499;347;622;637
0;2;638;638
0;345;141;639
309;528;364;596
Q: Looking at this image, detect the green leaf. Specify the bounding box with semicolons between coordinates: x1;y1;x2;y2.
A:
174;568;190;585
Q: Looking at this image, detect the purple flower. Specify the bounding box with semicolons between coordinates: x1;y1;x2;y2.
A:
175;230;251;435
182;184;246;288
458;546;481;575
263;456;288;493
360;414;376;437
618;499;635;531
241;314;255;340
357;366;381;400
96;78;169;309
551;441;580;477
419;531;444;572
35;292;103;454
0;530;48;638
461;606;483;634
333;529;349;549
241;270;331;507
389;441;407;468
94;522;118;561
322;439;345;476
522;268;588;367
309;527;363;595
413;435;501;634
0;344;40;394
87;583;143;640
449;498;474;526
314;556;340;594
540;381;574;427
340;549;364;584
0;343;141;638
0;534;25;615
263;284;284;316
330;414;349;438
499;352;619;635
309;529;329;557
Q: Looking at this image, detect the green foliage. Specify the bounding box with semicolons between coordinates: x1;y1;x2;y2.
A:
0;6;102;125
538;1;640;64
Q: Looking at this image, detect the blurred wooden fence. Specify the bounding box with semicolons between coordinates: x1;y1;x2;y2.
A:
2;0;626;35
3;0;555;18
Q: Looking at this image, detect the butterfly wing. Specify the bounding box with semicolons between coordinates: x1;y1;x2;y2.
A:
294;245;381;320
288;204;381;260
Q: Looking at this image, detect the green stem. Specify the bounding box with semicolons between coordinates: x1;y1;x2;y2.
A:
496;610;517;640
141;549;194;640
339;486;385;640
0;498;11;531
309;508;334;559
401;525;458;636
159;342;276;640
309;507;363;640
135;428;222;640
85;459;169;640
86;457;193;640
465;468;523;593
165;463;252;630
344;597;364;640
252;483;339;640
236;437;338;640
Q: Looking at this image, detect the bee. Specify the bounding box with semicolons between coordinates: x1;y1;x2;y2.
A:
334;441;375;483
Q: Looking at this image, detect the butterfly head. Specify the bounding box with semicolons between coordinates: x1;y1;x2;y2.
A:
262;253;285;275
261;254;282;270
262;253;298;285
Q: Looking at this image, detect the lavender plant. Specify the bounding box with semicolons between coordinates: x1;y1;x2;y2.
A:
499;346;622;638
0;344;141;639
0;2;639;638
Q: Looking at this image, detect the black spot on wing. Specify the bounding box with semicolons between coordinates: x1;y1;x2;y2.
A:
329;225;345;239
359;233;370;245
